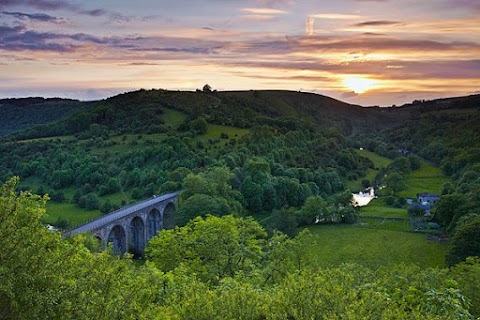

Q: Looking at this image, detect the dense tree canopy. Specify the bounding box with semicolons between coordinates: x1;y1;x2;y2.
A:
1;177;478;319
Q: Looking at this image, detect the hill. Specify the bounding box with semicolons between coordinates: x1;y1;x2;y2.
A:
0;97;89;136
0;89;478;266
8;89;405;140
1;89;479;317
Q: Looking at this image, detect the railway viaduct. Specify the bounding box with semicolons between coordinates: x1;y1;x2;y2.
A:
64;192;179;254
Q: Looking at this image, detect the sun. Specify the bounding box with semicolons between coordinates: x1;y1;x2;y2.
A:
342;76;378;94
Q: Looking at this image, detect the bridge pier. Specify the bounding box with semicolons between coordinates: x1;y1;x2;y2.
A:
64;192;179;255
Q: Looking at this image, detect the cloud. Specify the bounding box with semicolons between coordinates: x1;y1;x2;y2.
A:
240;7;287;21
444;0;480;12
0;0;108;17
305;16;314;36
80;8;106;16
255;0;295;6
241;8;287;14
120;62;160;66
290;35;480;54
0;25;107;52
353;20;401;27
2;10;64;22
310;13;362;19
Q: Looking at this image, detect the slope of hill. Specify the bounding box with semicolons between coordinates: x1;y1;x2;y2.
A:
1;90;479;317
9;89;405;140
0;98;89;136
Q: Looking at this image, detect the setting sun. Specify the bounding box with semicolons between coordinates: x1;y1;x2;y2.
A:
342;76;378;94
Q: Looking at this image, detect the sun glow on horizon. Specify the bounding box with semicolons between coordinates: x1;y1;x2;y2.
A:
342;76;378;94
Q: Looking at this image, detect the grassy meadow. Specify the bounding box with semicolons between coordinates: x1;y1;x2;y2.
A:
400;160;447;198
307;224;447;268
358;198;407;218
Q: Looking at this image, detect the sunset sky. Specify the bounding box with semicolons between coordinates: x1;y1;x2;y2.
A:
0;0;479;106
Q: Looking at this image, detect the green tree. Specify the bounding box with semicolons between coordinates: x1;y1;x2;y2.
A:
83;193;100;210
176;194;231;225
297;195;328;226
182;173;215;197
190;117;208;135
385;172;406;194
434;193;466;228
446;214;480;266
271;207;298;237
450;257;480;317
146;215;267;283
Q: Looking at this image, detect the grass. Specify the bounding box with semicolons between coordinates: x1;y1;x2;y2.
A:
356;149;393;168
206;124;249;139
45;202;101;227
323;156;448;270
193;124;250;154
347;149;392;191
358;198;408;219
358;218;408;232
306;224;446;268
399;160;447;198
18;135;74;143
163;108;187;128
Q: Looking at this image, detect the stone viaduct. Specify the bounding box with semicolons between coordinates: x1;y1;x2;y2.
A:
64;192;179;255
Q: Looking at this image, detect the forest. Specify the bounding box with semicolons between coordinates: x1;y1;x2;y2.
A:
0;89;479;319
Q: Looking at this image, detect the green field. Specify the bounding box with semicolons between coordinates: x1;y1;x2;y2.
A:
347;149;392;190
196;124;249;145
359;198;407;218
356;149;393;168
45;202;101;227
339;154;449;269
307;224;446;268
399;160;447;198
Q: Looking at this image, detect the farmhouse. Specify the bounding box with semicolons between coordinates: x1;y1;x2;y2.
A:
409;193;440;217
417;193;439;206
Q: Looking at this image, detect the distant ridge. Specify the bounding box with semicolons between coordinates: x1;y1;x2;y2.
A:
2;89;479;138
0;97;89;136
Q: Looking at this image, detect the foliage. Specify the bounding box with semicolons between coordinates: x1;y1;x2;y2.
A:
0;98;87;136
446;214;480;266
450;257;480;317
0;178;478;318
296;195;329;226
146;215;267;283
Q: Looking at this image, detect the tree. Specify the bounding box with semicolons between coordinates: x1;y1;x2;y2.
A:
297;195;328;226
190;117;208;135
50;190;66;202
81;193;100;210
202;84;212;92
450;257;480;317
434;193;466;228
146;215;267;283
446;214;480;266
176;194;231;225
241;176;263;212
271;207;298;237
385;172;406;194
358;180;369;191
182;173;214;197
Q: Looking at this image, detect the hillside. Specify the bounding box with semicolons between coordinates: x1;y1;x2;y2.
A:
8;89;403;140
1;90;480;318
0;90;478;256
0;98;89;136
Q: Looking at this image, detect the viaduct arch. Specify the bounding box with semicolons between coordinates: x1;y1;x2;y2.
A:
64;192;179;255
